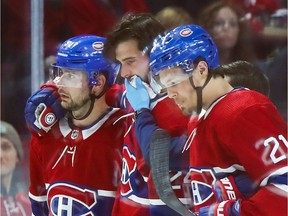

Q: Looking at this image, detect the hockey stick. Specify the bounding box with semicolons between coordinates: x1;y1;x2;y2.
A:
150;129;197;216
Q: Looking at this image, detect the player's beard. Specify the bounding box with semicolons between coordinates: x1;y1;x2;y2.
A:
61;90;91;112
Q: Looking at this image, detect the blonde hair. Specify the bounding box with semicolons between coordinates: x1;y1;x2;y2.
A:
155;6;194;30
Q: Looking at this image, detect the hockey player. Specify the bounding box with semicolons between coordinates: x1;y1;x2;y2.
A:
103;13;192;216
27;35;127;215
125;24;288;215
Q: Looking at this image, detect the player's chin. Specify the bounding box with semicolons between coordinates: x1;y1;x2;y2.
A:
180;106;192;116
60;101;70;110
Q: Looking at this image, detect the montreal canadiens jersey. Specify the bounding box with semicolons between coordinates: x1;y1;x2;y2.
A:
106;84;191;215
29;108;126;216
188;89;287;215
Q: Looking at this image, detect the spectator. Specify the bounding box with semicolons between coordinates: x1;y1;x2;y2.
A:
262;46;287;122
155;6;194;30
145;0;214;21
1;121;32;215
198;0;258;64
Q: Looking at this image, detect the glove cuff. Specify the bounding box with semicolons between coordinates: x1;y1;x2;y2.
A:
40;81;57;90
134;108;150;119
199;200;240;216
213;176;246;202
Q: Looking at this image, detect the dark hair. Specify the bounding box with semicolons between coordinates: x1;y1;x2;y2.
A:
215;60;270;96
103;13;165;61
198;1;257;63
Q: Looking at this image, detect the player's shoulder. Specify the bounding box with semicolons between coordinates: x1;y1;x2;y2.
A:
104;107;128;128
205;88;272;121
221;88;271;110
229;88;269;102
109;107;127;118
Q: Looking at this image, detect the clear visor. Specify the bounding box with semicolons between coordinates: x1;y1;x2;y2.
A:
49;64;87;88
152;66;193;90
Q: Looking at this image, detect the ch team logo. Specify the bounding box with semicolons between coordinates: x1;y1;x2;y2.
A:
190;168;217;207
120;145;137;196
92;42;104;51
180;28;193;37
48;183;97;216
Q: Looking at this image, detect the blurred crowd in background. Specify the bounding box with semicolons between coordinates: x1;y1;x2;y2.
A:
1;0;287;211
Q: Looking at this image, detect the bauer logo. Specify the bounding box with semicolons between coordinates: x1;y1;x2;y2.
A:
92;41;104;51
180;28;193;37
45;113;56;125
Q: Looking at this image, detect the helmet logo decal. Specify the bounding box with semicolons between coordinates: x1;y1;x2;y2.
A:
180;28;193;37
92;42;104;51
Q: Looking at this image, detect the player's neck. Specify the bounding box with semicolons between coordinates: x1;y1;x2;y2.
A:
202;77;233;110
72;96;110;127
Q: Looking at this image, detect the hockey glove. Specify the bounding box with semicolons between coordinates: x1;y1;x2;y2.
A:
198;200;240;216
212;174;256;202
25;81;66;136
198;174;257;216
124;76;150;111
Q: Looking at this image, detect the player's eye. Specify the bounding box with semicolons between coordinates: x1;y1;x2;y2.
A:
126;59;136;66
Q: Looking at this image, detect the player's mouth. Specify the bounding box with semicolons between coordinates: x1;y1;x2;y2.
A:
174;98;183;108
59;92;70;101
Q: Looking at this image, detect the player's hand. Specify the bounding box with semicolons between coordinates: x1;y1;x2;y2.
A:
124;76;150;111
212;174;256;202
198;200;240;216
198;174;256;216
25;81;67;136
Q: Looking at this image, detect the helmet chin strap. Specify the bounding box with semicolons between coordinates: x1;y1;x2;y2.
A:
189;72;212;114
69;85;108;121
70;95;96;121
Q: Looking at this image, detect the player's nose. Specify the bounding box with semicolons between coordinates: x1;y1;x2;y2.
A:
120;65;132;78
167;87;176;99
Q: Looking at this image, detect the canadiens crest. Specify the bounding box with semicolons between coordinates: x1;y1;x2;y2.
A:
48;182;97;215
92;41;104;51
180;28;193;37
190;168;217;208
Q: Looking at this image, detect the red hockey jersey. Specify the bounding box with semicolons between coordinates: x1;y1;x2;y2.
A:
107;84;191;215
188;89;287;215
29;108;126;216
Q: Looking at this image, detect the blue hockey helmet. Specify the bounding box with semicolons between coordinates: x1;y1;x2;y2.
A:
51;34;119;87
149;24;220;76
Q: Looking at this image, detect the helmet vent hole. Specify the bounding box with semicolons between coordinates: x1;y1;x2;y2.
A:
208;39;213;46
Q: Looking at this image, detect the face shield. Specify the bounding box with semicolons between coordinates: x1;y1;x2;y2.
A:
143;43;195;93
151;65;194;92
49;64;88;88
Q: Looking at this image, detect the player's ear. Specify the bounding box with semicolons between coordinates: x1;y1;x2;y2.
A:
91;74;106;94
194;61;208;80
197;61;208;76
